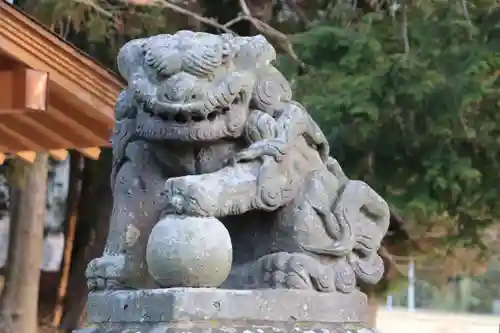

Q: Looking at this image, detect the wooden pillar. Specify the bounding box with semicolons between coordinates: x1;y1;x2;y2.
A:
52;152;83;327
0;153;49;333
59;150;112;331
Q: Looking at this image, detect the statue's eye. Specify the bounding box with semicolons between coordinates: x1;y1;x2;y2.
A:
164;86;181;100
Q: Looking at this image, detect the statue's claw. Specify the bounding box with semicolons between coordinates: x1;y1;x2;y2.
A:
261;252;335;292
233;139;288;163
162;178;215;217
86;255;128;291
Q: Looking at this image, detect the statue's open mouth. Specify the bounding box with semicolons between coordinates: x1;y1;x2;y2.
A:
135;93;247;141
137;106;229;136
153;106;230;124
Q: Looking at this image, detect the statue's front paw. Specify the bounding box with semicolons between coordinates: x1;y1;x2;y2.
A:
162;178;216;217
232;139;288;163
86;255;127;291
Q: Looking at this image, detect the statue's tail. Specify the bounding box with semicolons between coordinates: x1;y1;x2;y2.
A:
301;170;391;288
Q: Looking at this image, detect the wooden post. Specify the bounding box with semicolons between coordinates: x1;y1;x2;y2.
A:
52;152;82;326
0;153;49;333
60;150;112;332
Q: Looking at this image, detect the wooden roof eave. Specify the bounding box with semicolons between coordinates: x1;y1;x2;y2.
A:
0;2;123;127
0;2;125;163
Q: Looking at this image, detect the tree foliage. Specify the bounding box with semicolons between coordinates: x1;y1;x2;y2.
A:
279;1;500;257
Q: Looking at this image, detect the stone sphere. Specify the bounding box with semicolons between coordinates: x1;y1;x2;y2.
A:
146;215;232;288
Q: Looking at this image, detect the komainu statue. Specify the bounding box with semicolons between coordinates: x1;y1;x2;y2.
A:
86;30;390;296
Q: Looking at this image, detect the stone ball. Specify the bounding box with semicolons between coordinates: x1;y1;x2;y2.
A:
146;215;232;288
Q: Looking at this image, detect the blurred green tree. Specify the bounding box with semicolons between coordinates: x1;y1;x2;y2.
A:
281;0;500;262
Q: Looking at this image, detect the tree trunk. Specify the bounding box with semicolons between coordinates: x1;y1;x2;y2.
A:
366;291;379;328
0;154;49;333
59;150;113;332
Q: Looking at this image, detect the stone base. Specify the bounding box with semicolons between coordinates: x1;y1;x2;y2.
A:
77;322;377;333
75;288;378;333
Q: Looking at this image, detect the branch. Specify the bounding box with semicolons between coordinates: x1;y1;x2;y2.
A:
73;0;113;17
379;246;411;277
236;0;305;67
459;0;473;39
128;0;235;34
155;0;305;67
284;0;310;27
223;15;246;28
401;0;410;54
460;0;470;22
71;0;305;67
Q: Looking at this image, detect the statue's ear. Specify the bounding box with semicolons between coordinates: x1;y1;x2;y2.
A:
234;37;276;70
117;38;146;81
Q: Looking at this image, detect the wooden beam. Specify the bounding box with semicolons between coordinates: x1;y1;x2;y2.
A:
9;113;77;149
0;122;66;161
49;94;112;143
47;107;109;147
0;150;67;163
49;149;68;161
0;106;109;153
0;122;44;151
0;114;73;151
77;147;101;160
16;151;36;163
0;68;48;113
0;113;110;152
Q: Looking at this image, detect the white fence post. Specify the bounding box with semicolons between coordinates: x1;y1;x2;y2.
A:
408;260;415;312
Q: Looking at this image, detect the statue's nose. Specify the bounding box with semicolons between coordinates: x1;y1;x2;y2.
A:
160;85;198;103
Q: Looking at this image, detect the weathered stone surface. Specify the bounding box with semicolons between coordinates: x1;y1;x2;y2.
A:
78;288;375;333
87;288;368;324
76;323;378;333
146;216;232;287
74;329;100;333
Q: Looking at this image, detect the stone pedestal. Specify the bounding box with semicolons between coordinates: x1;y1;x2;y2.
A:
75;288;377;333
